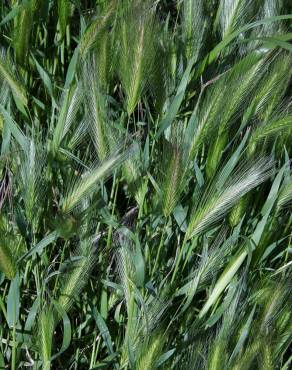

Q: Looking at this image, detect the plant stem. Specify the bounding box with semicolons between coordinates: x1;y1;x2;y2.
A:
171;234;187;284
152;218;169;275
11;321;16;370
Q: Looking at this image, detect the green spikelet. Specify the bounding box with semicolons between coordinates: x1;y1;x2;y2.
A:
118;1;158;114
231;340;261;370
0;54;28;106
260;342;273;370
247;139;257;157
58;242;94;312
208;341;227;370
123;157;140;185
122;140;141;185
88;83;109;161
182;0;206;60
136;333;164;370
160;126;189;217
205;129;228;180
0;239;17;280
95;30;113;89
248;115;292;157
162;145;183;217
13;1;34;64
229;195;248;227
38;308;54;370
79;2;116;57
62;150;127;213
134;178;148;209
57;0;71;40
58;256;89;311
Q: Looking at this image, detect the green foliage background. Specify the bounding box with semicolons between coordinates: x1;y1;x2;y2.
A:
0;0;291;369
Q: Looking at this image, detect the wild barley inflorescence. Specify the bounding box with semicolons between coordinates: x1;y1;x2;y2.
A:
0;1;291;369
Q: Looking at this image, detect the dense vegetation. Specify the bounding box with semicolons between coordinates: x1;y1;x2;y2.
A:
0;0;292;369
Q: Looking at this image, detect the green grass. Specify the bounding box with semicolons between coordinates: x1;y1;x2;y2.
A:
0;0;291;369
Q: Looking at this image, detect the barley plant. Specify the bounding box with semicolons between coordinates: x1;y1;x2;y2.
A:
0;0;292;369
